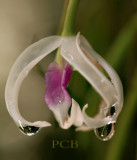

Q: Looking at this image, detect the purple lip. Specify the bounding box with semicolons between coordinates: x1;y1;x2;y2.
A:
45;62;73;109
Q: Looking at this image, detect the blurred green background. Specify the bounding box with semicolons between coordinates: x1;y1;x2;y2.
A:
0;0;137;160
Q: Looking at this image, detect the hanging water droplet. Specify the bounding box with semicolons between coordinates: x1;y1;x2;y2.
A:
19;126;40;136
94;123;115;141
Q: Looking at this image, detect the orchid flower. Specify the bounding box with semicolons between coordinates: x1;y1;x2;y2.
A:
5;32;123;139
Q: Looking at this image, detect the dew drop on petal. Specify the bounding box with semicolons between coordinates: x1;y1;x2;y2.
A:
19;125;40;136
94;123;115;141
55;95;64;103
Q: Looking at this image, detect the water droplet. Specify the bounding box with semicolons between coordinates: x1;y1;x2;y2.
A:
19;126;40;136
55;95;64;103
94;123;115;141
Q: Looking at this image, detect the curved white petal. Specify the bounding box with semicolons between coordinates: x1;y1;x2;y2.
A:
82;105;115;129
5;36;62;129
61;35;116;109
61;33;122;128
76;125;92;131
62;99;83;129
78;34;123;118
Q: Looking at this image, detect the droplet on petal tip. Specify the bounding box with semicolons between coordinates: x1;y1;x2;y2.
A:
94;123;115;141
19;126;40;136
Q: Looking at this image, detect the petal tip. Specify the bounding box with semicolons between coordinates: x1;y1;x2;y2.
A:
33;121;51;128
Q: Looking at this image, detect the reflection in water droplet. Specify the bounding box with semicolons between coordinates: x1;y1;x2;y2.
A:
106;105;116;117
110;106;115;116
94;123;115;141
19;126;40;136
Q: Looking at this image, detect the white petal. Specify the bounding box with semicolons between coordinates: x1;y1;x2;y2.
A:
5;36;62;129
61;35;116;109
61;99;83;129
51;101;70;128
70;99;83;126
82;105;115;129
61;33;122;128
78;34;123;118
76;125;92;131
61;117;72;129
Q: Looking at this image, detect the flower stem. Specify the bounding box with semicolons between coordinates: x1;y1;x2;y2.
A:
61;0;80;36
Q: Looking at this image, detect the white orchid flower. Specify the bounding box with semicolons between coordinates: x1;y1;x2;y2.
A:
5;33;123;138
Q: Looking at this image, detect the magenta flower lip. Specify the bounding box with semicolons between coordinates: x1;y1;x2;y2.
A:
44;62;73;126
45;62;72;107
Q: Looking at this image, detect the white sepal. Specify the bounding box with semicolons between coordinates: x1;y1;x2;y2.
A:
82;104;115;129
77;33;123;119
5;36;62;128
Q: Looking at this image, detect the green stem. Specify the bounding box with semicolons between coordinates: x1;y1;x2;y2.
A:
105;68;137;160
61;0;80;36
